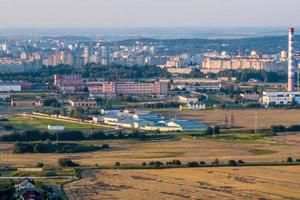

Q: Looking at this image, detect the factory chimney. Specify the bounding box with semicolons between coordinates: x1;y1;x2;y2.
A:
288;27;295;92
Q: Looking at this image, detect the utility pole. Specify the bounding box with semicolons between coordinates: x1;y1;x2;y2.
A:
254;112;258;134
90;122;94;140
297;64;300;92
230;112;234;128
56;131;59;144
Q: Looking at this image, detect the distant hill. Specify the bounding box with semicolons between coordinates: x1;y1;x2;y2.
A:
42;36;92;42
114;35;300;54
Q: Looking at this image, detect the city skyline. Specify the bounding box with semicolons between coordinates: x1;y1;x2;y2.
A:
0;0;300;28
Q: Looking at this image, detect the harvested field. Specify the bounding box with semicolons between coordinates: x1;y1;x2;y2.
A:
176;109;300;130
64;166;300;200
1;134;300;168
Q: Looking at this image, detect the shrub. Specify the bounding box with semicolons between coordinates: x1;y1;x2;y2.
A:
187;161;199;167
0;180;15;199
92;131;106;139
271;125;286;133
14;142;101;154
228;160;237;166
199;161;206;165
35;162;44;168
114;162;121;167
206;126;221;135
212;158;220;165
13;142;33;153
166;160;181;166
2;124;13;130
287;125;300;132
237;160;245;164
58;158;79;167
142;162;147;166
43;98;60;107
287;157;293;163
101;144;110;149
149;161;163;168
44;171;57;176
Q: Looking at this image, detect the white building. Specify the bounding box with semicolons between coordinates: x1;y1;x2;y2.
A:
177;95;198;104
0;82;21;92
261;91;300;106
48;125;65;131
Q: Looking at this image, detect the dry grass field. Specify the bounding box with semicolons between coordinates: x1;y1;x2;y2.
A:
64;166;300;200
1;134;300;168
176;109;300;130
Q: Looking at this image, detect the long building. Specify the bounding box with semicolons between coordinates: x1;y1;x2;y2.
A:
87;80;168;96
0;58;42;74
201;57;286;73
262;91;300;106
54;74;84;86
0;82;21;92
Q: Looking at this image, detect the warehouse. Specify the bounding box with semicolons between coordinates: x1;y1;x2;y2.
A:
0;82;21;92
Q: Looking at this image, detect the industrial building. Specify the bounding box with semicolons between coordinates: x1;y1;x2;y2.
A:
87;80;169;97
0;82;21;92
177;95;199;104
261;91;300;106
69;99;97;108
93;110;207;132
262;28;300;106
11;99;43;107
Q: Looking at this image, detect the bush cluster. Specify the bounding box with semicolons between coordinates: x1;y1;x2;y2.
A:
206;126;221;135
13;141;109;153
271;125;300;133
58;158;80;167
286;157;300;163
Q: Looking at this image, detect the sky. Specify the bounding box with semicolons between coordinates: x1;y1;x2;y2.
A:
0;0;300;28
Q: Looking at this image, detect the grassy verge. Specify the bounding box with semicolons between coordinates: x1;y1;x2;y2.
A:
2;117;109;131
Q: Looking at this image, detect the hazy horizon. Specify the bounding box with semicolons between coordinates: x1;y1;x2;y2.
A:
1;0;300;28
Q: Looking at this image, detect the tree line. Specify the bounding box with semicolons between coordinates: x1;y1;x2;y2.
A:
0;63;171;83
0;129;167;142
13;141;109;154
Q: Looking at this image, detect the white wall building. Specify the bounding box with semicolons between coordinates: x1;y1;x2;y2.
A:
0;82;21;92
261;91;300;106
177;95;198;104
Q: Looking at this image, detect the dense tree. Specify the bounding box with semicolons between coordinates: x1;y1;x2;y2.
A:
14;142;105;153
271;125;286;133
206;126;221;135
287;157;293;163
228;160;237;166
58;158;80;167
187;161;199;167
82;63;171;80
43;98;60;107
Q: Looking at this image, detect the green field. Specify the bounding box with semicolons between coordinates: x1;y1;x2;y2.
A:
3;117;110;132
248;148;278;155
211;132;279;144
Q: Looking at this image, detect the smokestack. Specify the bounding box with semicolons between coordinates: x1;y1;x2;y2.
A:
288;27;295;92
